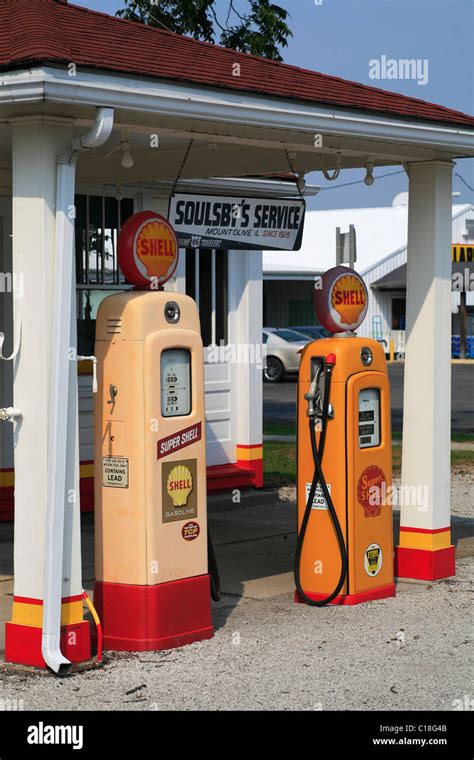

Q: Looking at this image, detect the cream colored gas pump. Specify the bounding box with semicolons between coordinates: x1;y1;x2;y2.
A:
93;212;214;651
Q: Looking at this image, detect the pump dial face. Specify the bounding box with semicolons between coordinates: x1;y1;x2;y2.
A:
160;349;191;417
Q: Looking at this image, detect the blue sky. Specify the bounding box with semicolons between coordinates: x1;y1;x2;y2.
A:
73;0;473;209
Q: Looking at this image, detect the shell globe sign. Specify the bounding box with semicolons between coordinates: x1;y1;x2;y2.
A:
118;211;179;288
314;265;369;333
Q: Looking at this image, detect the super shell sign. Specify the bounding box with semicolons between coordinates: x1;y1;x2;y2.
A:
118;211;179;288
314;265;368;333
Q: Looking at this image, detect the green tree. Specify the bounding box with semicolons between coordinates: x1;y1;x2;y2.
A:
117;0;292;61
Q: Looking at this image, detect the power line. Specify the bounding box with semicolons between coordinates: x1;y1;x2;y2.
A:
318;169;405;191
455;172;474;193
128;0;175;34
317;170;474;194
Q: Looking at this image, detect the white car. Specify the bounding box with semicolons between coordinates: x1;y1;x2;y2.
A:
262;328;310;383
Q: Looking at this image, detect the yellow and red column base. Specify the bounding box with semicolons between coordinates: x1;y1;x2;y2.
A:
5;595;91;668
236;444;263;487
395;526;455;581
93;575;213;652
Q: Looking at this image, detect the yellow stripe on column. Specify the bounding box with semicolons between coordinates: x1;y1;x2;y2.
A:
12;600;84;627
399;528;451;551
236;445;263;462
1;464;95;487
0;470;15;487
80;462;95;478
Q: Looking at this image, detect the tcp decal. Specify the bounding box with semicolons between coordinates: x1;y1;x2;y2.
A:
182;521;200;541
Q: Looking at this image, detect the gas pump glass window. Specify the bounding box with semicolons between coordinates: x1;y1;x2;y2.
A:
161;349;192;417
358;388;381;448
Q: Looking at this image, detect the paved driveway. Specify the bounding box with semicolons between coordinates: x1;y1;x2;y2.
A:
264;363;474;433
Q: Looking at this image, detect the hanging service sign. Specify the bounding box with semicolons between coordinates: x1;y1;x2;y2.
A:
118;211;179;288
168;193;306;251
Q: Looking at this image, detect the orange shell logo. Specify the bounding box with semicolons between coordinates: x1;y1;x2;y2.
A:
135;220;177;280
331;274;367;325
357;465;386;518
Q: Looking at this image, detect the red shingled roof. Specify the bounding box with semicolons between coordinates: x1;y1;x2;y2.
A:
1;0;473;128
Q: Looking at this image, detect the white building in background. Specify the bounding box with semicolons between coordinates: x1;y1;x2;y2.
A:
263;194;474;351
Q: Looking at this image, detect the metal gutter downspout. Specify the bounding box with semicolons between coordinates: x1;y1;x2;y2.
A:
43;107;114;674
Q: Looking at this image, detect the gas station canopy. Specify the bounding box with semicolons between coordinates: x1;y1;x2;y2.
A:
0;0;473;188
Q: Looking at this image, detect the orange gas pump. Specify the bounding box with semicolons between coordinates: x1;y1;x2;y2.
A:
295;267;395;605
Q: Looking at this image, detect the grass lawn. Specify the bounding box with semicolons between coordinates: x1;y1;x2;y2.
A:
263;425;474;488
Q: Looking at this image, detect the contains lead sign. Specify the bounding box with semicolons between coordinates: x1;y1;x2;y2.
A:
102;456;129;488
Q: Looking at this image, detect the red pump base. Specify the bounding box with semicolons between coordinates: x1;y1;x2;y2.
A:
93;574;214;651
294;582;396;606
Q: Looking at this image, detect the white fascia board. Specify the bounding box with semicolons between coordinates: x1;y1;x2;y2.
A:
1;66;473;157
128;177;320;197
80;177;319;199
263;271;323;281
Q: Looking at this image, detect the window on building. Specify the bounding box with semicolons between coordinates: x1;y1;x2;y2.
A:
185;249;228;347
289;297;315;326
75;194;134;354
392;297;406;330
464;219;474;242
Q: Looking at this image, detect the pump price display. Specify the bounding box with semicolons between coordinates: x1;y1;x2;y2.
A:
358;389;380;448
161;349;191;417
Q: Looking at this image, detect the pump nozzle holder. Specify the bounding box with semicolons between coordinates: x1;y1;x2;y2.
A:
326;353;337;366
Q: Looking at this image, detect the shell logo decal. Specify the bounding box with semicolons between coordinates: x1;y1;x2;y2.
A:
331;274;367;327
357;465;386;518
166;464;193;507
118;211;179;288
134;219;177;280
314;266;369;333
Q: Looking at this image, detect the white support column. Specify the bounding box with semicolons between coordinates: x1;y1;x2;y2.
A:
5;118;86;666
228;250;263;485
396;160;455;580
0;203;14;515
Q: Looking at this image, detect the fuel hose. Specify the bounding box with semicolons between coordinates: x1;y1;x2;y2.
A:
208;529;221;602
294;358;348;606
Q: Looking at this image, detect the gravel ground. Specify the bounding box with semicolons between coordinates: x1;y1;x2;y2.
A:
0;472;471;712
0;558;471;712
